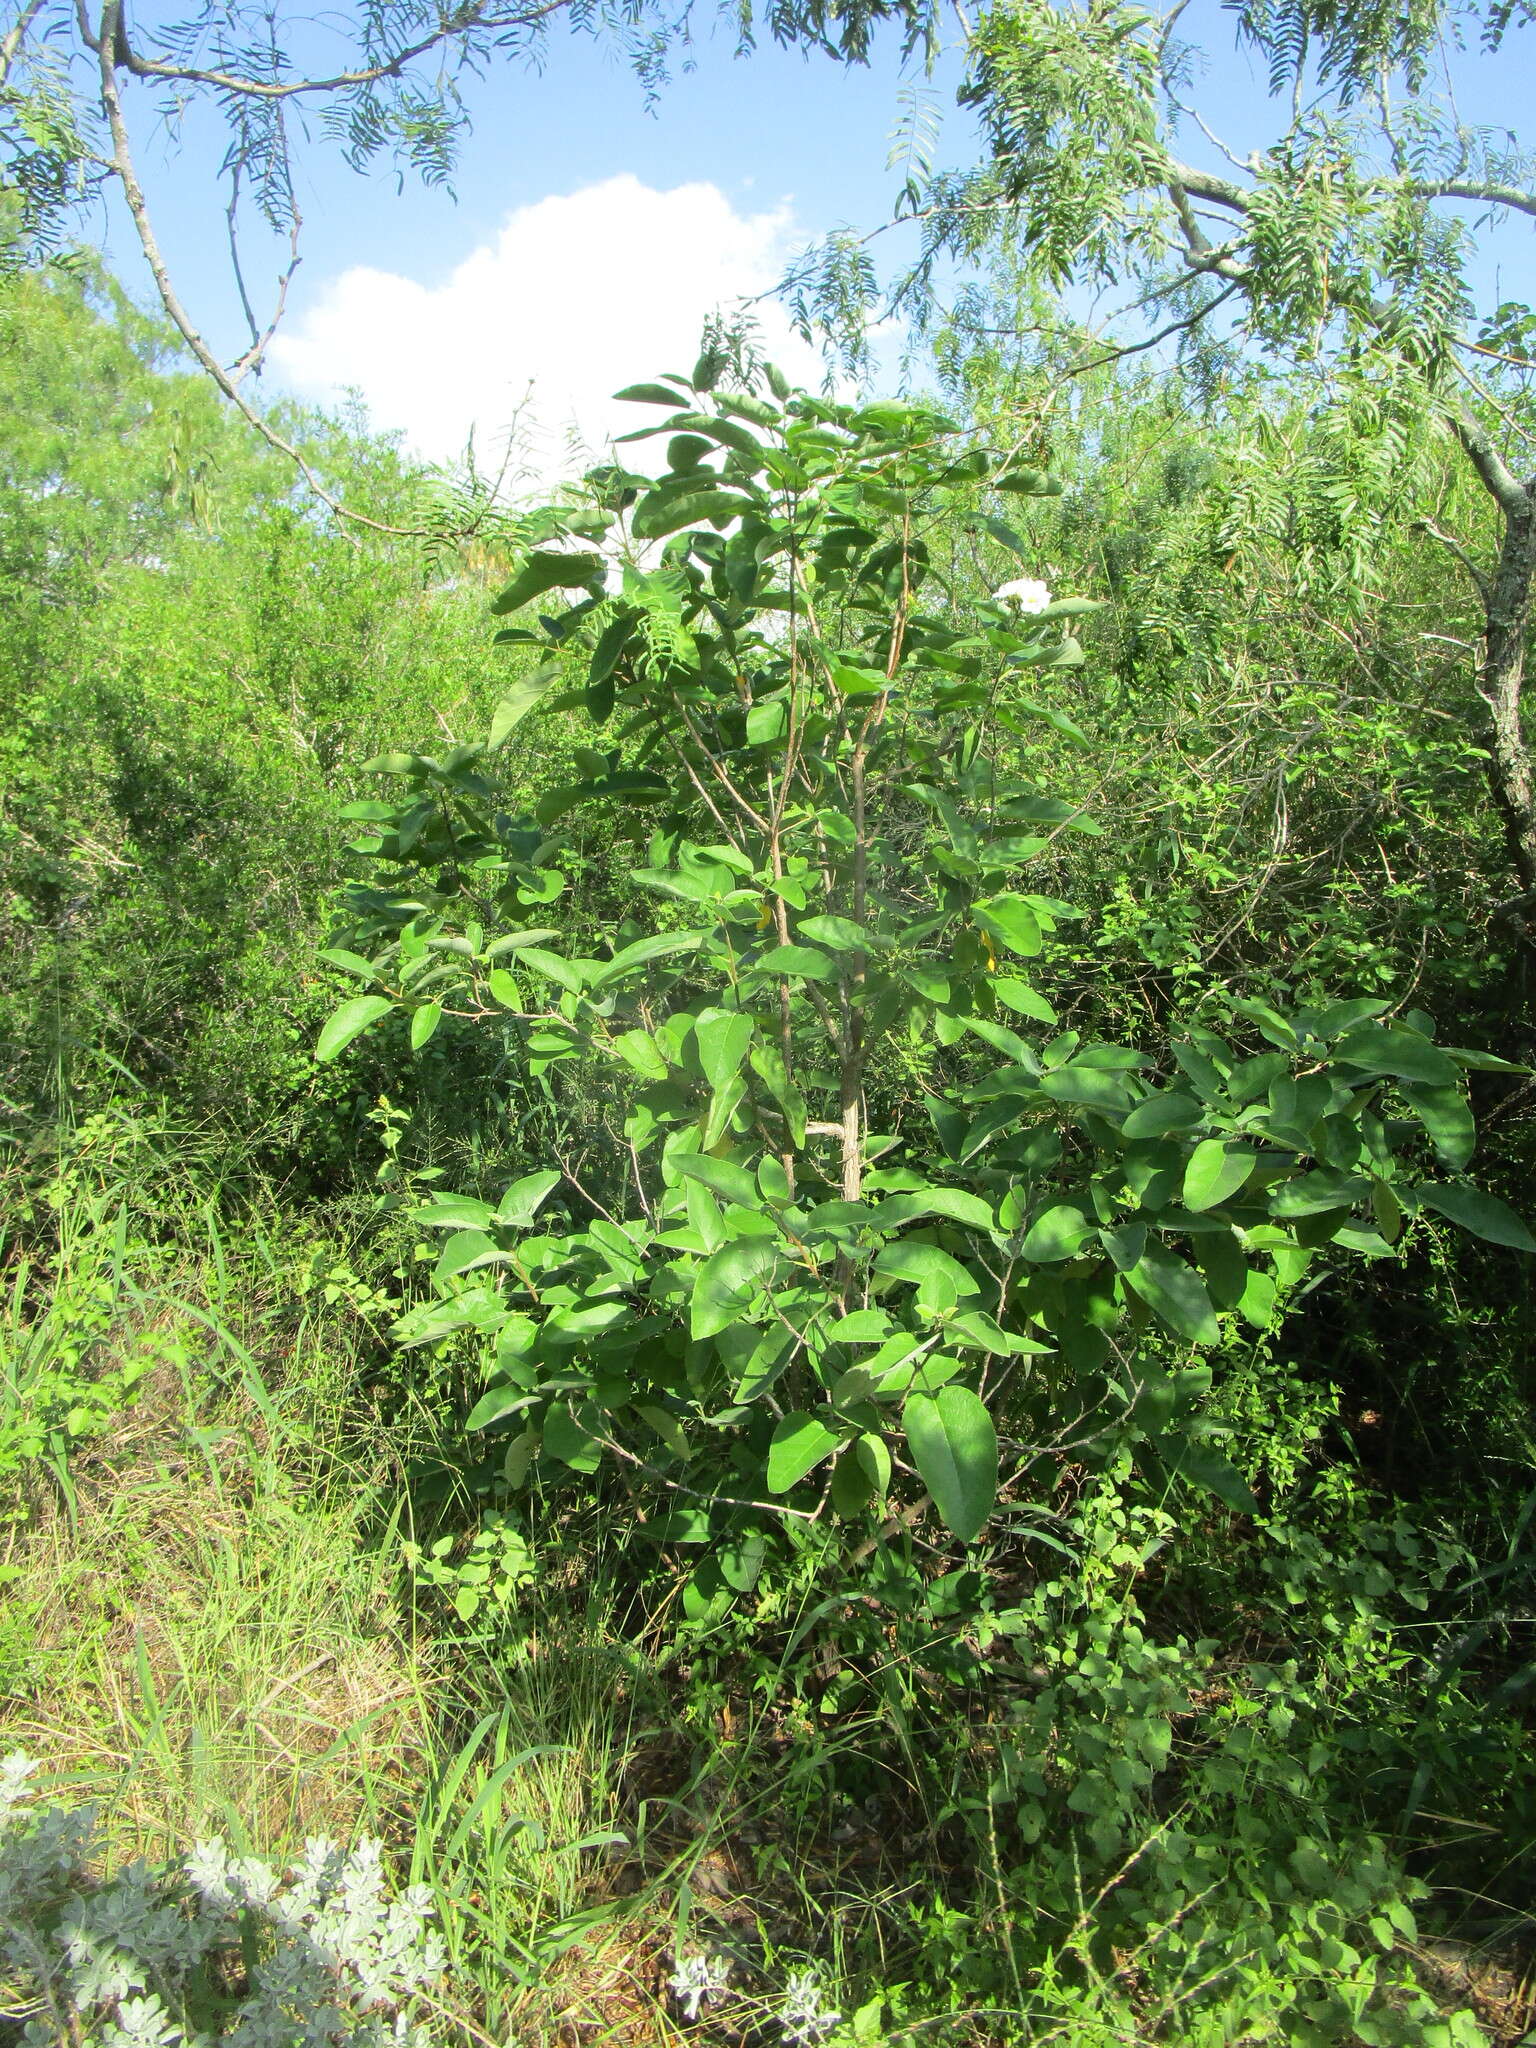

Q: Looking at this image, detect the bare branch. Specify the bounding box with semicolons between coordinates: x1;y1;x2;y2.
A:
89;0;422;539
1415;519;1491;602
116;0;577;102
0;0;47;86
1409;178;1536;222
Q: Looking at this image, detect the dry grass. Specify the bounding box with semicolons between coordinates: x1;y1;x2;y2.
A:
0;1420;437;1865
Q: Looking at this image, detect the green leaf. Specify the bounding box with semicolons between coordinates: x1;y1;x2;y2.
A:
632;488;756;539
491;552;604;615
1125;1245;1219;1344
692;1239;777;1339
750;1042;806;1147
1333;1025;1461;1087
694;1008;755;1091
517;948;590;994
855;1432;892;1497
1021;1203;1095;1262
755;944;834;980
614;381;691;405
544;1405;602;1472
465;1381;534;1432
1417;1182;1536;1253
496;1169;562;1228
767;1412;841;1493
415;1198;497;1232
589;929;708;989
1038;1064;1135;1111
1182;1140;1256;1212
488;661;561;748
974;893;1042;957
1123;1092;1204;1140
1162;1439;1259;1514
316;994;393;1063
876;1187;996;1232
410;1002;443;1051
1399;1083;1475;1170
676;1153;759;1208
903;1385;998;1543
874;1242;980;1299
798;913;880;952
746;695;789;743
318;948;382;981
992;976;1057;1023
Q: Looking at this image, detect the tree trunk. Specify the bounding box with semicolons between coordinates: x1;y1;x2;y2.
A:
1480;487;1536;895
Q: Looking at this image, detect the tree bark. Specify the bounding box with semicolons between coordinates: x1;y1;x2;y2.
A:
1479;487;1536;895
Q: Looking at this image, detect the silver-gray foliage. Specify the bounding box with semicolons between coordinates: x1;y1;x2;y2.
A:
0;1754;444;2047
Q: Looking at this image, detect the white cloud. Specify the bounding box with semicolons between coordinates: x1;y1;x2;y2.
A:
270;174;824;482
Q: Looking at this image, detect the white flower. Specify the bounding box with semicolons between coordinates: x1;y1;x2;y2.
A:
992;576;1052;614
669;1949;733;2019
779;1968;840;2045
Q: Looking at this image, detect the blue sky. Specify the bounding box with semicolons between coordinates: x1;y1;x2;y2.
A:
96;1;1534;475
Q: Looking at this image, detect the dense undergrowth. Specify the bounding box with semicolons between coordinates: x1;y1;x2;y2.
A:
2;272;1534;2046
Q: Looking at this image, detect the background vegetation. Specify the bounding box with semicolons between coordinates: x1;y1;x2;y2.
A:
2;145;1535;2048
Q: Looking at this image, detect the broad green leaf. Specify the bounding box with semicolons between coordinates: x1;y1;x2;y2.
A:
719;1531;767;1592
412;1195;497;1230
1021;1203;1095;1262
1038;1063;1135;1111
318;948;381;981
830;660;890;696
702;1071;747;1149
1417;1182;1536;1253
488;661;561;748
692;1238;777;1339
1123;1091;1204;1140
491;552;604;615
316;994;393;1062
974;892;1042;957
676;1153;759;1208
484;928;562;957
632;488;756;539
1162;1439;1259;1514
767;1411;841;1493
1236;1266;1277;1329
544;1405;602;1472
694;1007;755;1091
855;1432;892;1497
613;381;691;405
1125;1245;1219;1344
874;1242;980;1299
611;1029;669;1081
993;976;1058;1023
1400;1083;1475;1170
876;1187;996;1232
746;695;789;743
410;1002;443;1051
435;1229;503;1282
1182;1140;1256;1212
1333;1025;1460;1087
465;1381;534;1432
798;913;881;952
589;928;708;988
516;948;590;993
903;1385;998;1543
497;1169;562;1227
636;1403;689;1457
749;1042;807;1147
755;944;834;979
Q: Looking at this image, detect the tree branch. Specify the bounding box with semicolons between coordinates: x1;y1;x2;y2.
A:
117;0;576;102
1409;178;1536;221
90;0;421;539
